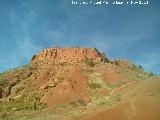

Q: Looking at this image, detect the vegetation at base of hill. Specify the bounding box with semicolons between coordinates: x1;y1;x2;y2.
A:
0;98;47;113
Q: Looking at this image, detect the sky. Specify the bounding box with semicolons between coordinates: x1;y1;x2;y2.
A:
0;0;160;74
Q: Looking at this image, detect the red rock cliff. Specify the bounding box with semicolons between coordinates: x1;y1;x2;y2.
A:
31;48;102;63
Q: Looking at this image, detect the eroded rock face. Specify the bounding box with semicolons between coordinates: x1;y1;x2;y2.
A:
31;48;102;63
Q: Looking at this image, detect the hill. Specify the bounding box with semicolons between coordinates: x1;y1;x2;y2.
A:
0;47;159;120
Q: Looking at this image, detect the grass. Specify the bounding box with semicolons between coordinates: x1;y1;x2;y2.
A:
111;94;123;104
69;102;78;108
107;81;126;90
0;91;47;113
89;82;102;89
87;72;127;107
12;85;25;94
98;98;110;106
82;68;94;74
87;73;111;107
0;100;33;112
88;73;103;90
0;112;10;119
56;104;66;109
149;89;160;96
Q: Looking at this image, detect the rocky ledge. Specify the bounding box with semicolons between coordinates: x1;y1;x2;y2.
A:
31;48;102;63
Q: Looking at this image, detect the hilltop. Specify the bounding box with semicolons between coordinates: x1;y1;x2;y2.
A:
31;48;102;63
0;47;159;120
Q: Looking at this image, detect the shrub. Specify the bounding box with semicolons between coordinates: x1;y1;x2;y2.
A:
57;104;66;109
0;112;10;119
77;99;87;106
89;82;102;89
14;85;25;94
101;52;109;63
0;78;7;86
70;102;78;108
138;65;143;69
148;72;154;77
58;76;64;81
33;101;37;110
85;59;95;67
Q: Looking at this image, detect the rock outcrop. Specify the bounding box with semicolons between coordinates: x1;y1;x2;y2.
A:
31;48;102;63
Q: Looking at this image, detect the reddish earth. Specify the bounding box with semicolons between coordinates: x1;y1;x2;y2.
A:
31;48;102;63
0;47;159;120
40;69;89;107
73;78;160;120
102;71;123;82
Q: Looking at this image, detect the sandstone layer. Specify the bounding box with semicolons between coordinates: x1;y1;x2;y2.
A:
31;48;102;63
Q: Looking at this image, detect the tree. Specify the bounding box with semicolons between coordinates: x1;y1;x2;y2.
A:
101;52;109;63
138;65;144;71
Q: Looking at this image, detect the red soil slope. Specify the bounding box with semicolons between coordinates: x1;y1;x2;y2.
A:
73;78;160;120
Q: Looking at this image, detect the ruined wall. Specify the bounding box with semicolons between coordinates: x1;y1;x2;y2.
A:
31;48;102;63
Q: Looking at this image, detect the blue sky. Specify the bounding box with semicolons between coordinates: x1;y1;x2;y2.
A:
0;0;160;74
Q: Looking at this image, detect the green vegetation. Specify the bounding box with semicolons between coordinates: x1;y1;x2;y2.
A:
89;82;102;89
0;112;10;119
85;59;95;67
69;100;87;108
12;85;25;94
33;101;37;110
69;102;78;108
138;65;144;71
150;89;160;96
58;76;65;81
88;73;103;89
0;78;8;87
77;99;87;106
107;81;125;90
101;52;109;63
56;104;66;109
148;72;154;77
0;100;33;112
112;94;122;103
0;96;46;112
23;63;35;71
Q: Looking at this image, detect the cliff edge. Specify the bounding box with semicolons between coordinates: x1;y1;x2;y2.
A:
31;48;102;63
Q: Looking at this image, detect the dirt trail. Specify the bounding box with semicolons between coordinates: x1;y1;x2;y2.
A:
128;97;136;120
71;78;160;120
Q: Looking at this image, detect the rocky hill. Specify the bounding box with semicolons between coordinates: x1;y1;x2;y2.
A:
31;48;102;63
0;47;159;120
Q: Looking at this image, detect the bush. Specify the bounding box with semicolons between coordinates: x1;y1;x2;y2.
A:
33;101;37;110
57;104;66;109
89;82;102;89
70;102;78;108
148;72;154;77
85;59;95;67
58;76;64;81
77;99;87;106
101;52;109;63
0;112;10;119
0;79;7;86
